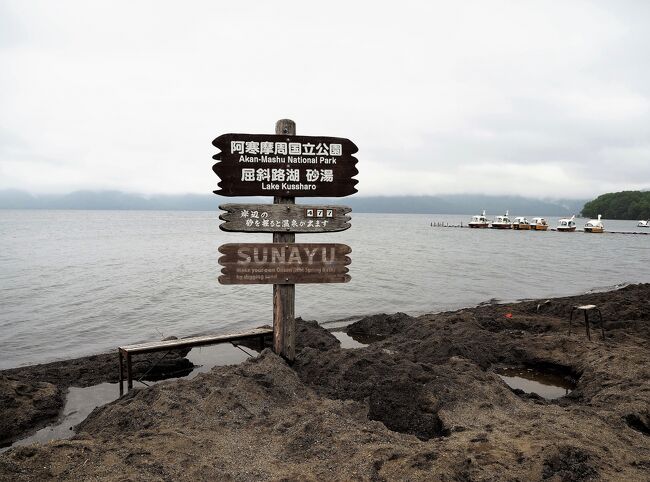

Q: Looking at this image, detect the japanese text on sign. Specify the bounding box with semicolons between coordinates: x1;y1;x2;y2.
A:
239;208;331;229
219;203;351;234
240;168;333;183
231;141;342;157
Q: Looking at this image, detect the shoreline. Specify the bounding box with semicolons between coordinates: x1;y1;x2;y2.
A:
1;284;649;480
0;281;633;373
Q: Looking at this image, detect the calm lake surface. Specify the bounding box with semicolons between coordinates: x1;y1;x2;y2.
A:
1;210;649;369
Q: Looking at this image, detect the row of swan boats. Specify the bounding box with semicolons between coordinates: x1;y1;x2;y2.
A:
468;211;605;232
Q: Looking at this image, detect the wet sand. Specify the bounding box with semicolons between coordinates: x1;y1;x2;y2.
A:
1;285;649;480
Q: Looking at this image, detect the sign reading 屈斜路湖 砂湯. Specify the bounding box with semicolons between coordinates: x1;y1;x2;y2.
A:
212;133;358;197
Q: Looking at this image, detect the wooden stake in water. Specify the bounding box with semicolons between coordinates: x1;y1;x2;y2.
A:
273;119;296;361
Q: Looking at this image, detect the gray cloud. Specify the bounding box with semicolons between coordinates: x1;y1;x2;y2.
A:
1;0;649;198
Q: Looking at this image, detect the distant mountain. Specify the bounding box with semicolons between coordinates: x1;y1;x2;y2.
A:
442;194;586;216
0;190;221;211
0;190;586;216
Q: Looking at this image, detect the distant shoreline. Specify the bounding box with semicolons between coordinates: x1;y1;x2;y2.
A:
0;189;586;216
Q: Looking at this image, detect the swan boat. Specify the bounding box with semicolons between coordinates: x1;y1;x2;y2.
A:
530;217;549;231
584;214;604;233
512;216;531;230
557;215;577;232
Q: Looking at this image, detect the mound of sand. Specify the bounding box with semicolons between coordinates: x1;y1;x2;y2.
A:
1;284;649;480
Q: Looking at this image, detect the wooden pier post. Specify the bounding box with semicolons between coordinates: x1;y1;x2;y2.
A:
273;119;296;362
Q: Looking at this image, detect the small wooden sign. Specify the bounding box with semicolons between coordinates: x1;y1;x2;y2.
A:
218;243;351;284
219;203;351;233
212;133;358;197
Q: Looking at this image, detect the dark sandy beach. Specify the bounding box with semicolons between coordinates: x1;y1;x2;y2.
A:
1;284;649;480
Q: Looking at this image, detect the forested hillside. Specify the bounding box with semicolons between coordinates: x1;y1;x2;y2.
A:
581;191;650;219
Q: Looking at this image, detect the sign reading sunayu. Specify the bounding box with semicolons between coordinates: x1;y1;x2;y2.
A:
218;243;351;284
212;133;358;197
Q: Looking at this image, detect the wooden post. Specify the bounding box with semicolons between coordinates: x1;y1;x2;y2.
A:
126;353;133;390
273;119;296;362
118;350;124;396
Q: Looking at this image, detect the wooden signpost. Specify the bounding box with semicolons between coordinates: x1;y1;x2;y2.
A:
213;119;358;362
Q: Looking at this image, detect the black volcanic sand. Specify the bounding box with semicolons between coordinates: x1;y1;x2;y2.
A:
1;285;649;481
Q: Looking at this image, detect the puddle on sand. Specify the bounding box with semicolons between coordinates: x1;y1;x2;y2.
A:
331;331;385;349
332;331;369;348
184;343;252;378
496;367;576;400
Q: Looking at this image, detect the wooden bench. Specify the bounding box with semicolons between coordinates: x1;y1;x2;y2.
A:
118;327;273;395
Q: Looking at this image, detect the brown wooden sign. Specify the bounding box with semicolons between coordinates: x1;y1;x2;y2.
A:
219;203;352;233
212;133;358;197
218;243;351;284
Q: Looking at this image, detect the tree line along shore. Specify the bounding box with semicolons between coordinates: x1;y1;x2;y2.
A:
581;190;650;220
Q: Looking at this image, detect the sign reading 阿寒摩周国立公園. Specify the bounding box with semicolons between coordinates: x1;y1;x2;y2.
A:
218;243;351;285
219;203;351;233
212;133;358;197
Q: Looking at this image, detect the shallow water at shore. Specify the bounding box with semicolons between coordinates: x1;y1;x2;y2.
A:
0;342;258;452
1;210;649;369
1;383;118;452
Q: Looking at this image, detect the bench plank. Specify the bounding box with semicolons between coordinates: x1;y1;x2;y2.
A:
119;327;272;355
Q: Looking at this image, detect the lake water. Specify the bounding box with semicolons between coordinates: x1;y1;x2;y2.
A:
1;210;649;369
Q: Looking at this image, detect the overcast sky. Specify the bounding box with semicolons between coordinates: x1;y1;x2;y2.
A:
1;1;649;199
